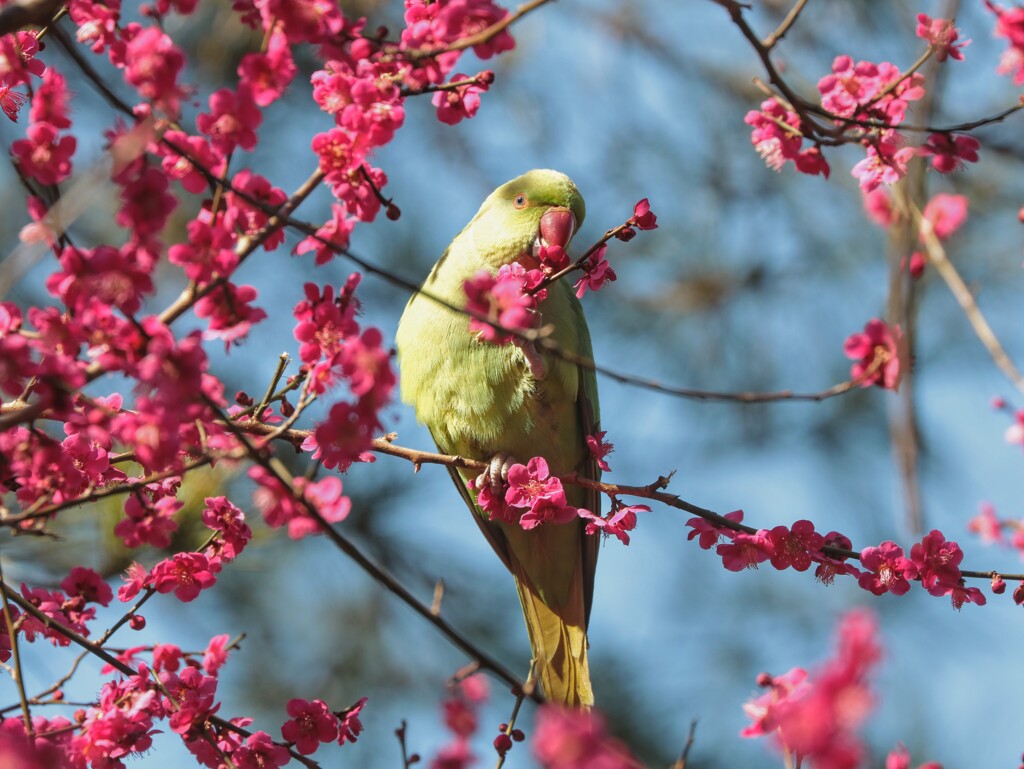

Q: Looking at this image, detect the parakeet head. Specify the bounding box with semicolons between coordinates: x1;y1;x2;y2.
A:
459;169;586;270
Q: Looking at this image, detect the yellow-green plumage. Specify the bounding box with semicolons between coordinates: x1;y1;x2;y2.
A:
396;170;600;706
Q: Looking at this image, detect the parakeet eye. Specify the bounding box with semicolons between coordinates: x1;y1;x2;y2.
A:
513;194;528;209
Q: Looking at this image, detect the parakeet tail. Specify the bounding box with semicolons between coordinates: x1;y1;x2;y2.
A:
511;562;594;708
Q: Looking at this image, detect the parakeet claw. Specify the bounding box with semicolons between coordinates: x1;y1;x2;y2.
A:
476;452;519;496
514;338;547;381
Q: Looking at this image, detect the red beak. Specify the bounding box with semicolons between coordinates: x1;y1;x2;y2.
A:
539;207;576;249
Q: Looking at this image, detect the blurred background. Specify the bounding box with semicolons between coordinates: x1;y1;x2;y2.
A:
3;0;1024;767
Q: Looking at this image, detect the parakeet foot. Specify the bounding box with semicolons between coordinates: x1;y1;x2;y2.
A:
514;338;546;381
476;452;519;496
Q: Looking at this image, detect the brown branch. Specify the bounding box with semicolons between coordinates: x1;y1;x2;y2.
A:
0;0;62;35
157;168;325;327
916;207;1024;395
0;559;33;737
762;0;808;49
671;720;699;769
368;437;1024;583
203;397;540;703
709;0;830;139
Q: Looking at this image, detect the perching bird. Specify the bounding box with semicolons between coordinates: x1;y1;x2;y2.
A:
396;169;600;707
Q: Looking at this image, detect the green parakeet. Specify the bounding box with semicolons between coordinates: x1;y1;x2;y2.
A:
396;169;600;707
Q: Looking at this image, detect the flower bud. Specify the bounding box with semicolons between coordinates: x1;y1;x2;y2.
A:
1013;581;1024;605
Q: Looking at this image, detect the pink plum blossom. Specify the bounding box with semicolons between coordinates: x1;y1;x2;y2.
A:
844;319;902;390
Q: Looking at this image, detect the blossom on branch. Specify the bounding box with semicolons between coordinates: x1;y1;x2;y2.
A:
918;133;979;173
744;98;830;178
197;85;262;155
857;541;916;596
573;246;617;298
717;529;773;571
149;553;218;602
686;510;745;550
463;263;542;344
915;14;969;62
920;194;968;240
433;72;490;125
238;31;297;108
280;698;339;755
586;431;614;472
843;319;903;390
742;610;882;769
578;502;645;545
987;1;1024;84
11;121;76;185
533;705;641;769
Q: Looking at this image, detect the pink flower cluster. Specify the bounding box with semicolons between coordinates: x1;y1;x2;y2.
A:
742;611;883;769
15;567;111;648
744;98;830;178
292;275;395;471
532;705;641;769
477;456;579;528
988;1;1024;83
575;198;656;297
743;611;945;769
10;64;75;185
0;621;363;769
280;696;366;755
687;513;987;608
428;674;489;769
688;512;858;583
464;262;545;343
745;17;980;191
117;497;253;604
471;455;640;543
251;469;353;540
916;13;970;62
433;71;493;125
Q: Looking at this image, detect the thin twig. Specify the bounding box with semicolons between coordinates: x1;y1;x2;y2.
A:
0;581;320;768
366;436;1024;582
205;396;539;701
670;719;699;769
762;0;808;49
0;558;33;737
409;0;552;57
917;207;1024;395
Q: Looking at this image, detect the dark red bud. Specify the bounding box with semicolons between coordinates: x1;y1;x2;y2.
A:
1013;581;1024;605
615;226;637;242
992;575;1007;594
386;202;401;221
129;614;146;630
756;672;773;687
477;70;495;85
511;729;525;742
494;734;513;754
